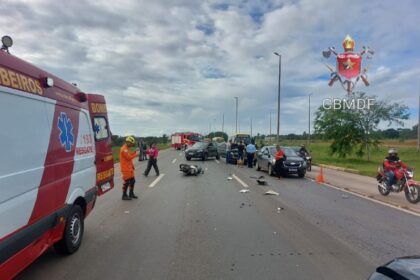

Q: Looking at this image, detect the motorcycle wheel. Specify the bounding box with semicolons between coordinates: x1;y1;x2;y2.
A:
404;185;420;204
307;161;311;172
378;183;390;196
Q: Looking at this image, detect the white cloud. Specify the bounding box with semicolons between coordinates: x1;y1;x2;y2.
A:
1;0;419;136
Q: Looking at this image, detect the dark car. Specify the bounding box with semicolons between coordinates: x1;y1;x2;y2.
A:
255;146;306;178
185;141;220;161
368;256;420;279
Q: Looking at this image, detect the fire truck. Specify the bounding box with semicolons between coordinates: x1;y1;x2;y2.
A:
0;36;114;279
171;132;202;150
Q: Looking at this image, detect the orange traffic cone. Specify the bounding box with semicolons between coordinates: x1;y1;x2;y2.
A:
316;166;325;183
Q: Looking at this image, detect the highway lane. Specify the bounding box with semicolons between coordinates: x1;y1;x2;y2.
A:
17;149;420;279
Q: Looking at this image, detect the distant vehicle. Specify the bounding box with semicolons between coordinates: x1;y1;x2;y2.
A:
368;256;420;279
212;136;225;143
225;133;252;164
228;133;251;145
171;132;201;150
291;146;312;172
255;146;306;178
0;36;114;279
185;141;220;161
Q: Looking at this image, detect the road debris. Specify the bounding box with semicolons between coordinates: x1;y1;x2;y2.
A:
342;194;349;199
227;177;233;180
277;207;285;213
265;190;279;196
124;210;130;214
239;189;250;193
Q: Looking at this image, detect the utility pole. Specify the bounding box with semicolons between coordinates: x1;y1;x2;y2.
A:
269;111;272;137
308;93;312;146
250;117;253;137
274;52;281;144
222;113;224;134
234;97;238;134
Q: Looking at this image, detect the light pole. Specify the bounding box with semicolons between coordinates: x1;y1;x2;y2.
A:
222;113;224;134
274;52;281;144
234;97;238;134
308;93;312;146
269;111;272;137
250;117;253;137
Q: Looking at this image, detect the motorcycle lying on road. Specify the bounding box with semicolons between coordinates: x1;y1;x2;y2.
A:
376;166;420;204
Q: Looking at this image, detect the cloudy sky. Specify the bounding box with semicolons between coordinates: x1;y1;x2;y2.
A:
2;0;420;137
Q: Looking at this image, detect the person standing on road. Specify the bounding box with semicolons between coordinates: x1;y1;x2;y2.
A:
226;140;232;164
120;136;139;200
138;139;144;162
246;141;256;168
237;141;245;166
383;148;407;190
143;143;148;160
144;143;160;176
274;145;285;179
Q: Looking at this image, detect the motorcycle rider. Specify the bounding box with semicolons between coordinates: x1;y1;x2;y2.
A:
299;144;309;156
383;148;407;190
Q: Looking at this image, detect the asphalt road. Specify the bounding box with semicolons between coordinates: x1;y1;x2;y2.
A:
17;149;420;280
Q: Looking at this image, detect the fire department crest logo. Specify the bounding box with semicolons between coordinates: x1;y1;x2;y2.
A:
322;35;374;95
58;112;74;152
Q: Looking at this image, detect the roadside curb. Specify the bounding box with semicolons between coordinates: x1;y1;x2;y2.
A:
315;164;360;174
306;178;420;217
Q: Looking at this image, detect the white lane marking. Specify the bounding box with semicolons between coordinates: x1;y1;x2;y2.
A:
307;178;420;218
172;158;177;164
149;174;165;188
215;160;220;164
232;174;249;188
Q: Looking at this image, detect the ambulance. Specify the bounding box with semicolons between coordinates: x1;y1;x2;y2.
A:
0;36;114;279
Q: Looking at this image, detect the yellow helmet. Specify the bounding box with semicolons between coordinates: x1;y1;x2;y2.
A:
125;136;135;144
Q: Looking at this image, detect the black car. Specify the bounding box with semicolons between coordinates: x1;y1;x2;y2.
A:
255;146;306;178
185;141;220;161
368;256;420;279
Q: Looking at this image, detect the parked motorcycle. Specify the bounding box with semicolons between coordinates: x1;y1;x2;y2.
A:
376;166;420;204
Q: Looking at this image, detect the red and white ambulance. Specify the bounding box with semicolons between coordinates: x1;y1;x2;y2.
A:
0;36;114;279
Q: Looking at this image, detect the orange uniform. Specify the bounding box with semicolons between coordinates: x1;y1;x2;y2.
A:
119;144;138;180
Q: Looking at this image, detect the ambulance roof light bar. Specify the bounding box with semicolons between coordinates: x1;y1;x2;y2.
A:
1;35;13;54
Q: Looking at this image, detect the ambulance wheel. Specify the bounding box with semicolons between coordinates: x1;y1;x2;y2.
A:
54;205;84;255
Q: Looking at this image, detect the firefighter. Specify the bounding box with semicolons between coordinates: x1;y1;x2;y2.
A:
120;136;139;200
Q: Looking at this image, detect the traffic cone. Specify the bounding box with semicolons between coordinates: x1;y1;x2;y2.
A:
316;166;325;183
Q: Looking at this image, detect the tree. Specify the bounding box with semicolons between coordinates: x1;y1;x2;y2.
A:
207;131;228;141
382;128;400;139
315;92;409;159
162;134;168;144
